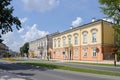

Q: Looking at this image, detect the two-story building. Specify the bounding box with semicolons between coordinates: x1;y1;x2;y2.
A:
52;20;114;61
29;32;59;59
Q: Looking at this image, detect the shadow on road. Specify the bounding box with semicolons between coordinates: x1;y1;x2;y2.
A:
0;62;54;71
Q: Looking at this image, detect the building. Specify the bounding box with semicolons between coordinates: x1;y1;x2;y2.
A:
0;43;9;57
29;32;59;59
52;20;115;61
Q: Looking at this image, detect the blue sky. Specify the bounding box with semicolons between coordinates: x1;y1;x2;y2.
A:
2;0;105;52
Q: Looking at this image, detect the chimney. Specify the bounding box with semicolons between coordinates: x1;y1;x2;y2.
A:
91;18;96;22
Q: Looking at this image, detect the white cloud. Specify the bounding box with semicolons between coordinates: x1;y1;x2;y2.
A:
102;18;113;23
21;24;49;42
18;28;24;33
2;24;49;52
22;0;60;12
2;32;22;51
71;17;82;27
19;17;28;23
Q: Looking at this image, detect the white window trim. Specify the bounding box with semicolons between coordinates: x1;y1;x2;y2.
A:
92;48;97;57
91;29;97;43
83;32;87;44
74;48;78;57
74;35;78;45
83;48;87;57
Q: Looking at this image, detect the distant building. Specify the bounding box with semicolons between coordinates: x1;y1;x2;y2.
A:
29;32;59;59
52;20;115;61
0;43;9;57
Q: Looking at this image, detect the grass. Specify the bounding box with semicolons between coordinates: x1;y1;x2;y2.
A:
23;62;120;77
69;62;120;67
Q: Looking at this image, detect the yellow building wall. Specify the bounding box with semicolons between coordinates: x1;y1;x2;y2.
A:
103;22;114;44
53;29;80;49
80;24;102;45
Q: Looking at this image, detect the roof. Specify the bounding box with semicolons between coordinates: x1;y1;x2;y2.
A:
53;19;112;37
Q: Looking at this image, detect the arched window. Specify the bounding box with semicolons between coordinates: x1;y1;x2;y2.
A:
54;39;56;48
68;35;72;44
58;38;61;47
62;37;66;46
91;29;97;42
82;31;88;44
74;34;78;45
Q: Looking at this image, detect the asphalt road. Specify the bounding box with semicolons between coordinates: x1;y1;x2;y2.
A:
0;60;120;80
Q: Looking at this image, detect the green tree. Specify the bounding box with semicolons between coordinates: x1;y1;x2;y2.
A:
20;42;29;57
0;0;21;40
99;0;120;62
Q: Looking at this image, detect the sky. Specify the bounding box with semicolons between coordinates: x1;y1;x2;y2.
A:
2;0;105;52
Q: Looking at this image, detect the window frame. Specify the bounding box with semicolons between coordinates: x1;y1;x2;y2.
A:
83;48;87;57
74;34;78;45
91;29;97;43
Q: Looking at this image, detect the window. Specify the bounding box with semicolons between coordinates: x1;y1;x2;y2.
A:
74;48;78;57
83;48;87;57
91;29;97;42
68;36;72;44
62;37;66;46
83;32;87;44
74;34;78;45
92;48;97;57
54;39;56;48
58;49;60;56
58;38;61;47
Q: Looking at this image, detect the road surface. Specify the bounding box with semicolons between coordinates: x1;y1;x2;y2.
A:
0;60;120;80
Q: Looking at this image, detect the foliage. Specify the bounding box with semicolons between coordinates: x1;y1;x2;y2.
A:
0;0;21;38
99;0;120;61
20;42;29;57
99;0;120;35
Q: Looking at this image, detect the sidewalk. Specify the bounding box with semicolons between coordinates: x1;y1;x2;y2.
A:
51;59;120;64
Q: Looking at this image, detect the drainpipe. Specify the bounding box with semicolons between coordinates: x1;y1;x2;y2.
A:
101;20;104;61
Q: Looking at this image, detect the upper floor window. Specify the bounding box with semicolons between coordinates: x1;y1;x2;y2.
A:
58;38;61;47
68;35;72;44
62;37;66;46
83;32;88;44
92;48;97;57
83;48;87;57
74;34;78;45
91;29;97;42
54;39;56;48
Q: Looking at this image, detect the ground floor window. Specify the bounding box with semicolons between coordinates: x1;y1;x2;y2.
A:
83;48;87;57
92;48;97;57
58;49;61;56
74;48;78;57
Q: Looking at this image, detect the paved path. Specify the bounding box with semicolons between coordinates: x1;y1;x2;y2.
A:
0;60;120;80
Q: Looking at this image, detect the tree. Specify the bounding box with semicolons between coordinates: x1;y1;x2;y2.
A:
0;0;21;39
99;0;120;64
20;42;29;57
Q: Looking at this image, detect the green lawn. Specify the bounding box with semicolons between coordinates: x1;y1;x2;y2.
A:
23;62;120;77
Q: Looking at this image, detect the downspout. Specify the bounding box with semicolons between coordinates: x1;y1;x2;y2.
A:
101;20;104;61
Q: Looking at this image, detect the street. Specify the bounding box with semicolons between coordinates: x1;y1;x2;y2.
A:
0;60;120;80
